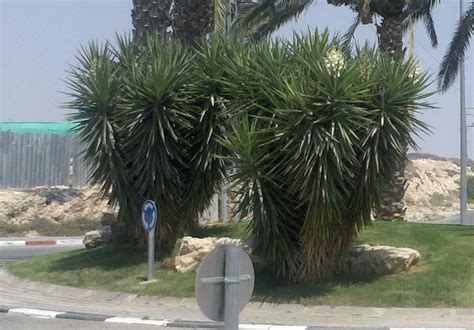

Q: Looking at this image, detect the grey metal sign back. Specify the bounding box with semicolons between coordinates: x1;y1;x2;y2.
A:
195;244;254;324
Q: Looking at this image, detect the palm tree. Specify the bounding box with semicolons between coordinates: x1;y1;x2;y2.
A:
438;2;473;91
241;1;438;58
240;0;439;221
332;0;439;59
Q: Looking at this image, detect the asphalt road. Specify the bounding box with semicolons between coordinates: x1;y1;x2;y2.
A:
0;244;83;267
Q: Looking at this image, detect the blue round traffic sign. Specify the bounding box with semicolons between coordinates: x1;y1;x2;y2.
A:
142;200;157;232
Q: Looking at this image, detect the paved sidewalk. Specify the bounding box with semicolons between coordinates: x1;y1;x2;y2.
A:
0;269;473;328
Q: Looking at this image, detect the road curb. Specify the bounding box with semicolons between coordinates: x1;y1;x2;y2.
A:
0;238;83;247
25;240;57;246
56;311;113;321
0;306;311;329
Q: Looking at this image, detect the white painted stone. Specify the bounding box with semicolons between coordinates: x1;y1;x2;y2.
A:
105;316;168;325
0;241;25;246
56;239;84;246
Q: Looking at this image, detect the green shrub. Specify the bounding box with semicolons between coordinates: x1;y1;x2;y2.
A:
222;32;432;282
66;36;229;254
467;176;474;201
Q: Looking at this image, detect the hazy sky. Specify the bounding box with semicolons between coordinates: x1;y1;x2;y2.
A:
1;0;473;157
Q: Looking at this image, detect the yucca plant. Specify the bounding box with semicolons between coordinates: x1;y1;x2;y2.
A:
180;38;234;223
66;32;431;281
66;35;229;254
238;0;440;223
222;31;432;282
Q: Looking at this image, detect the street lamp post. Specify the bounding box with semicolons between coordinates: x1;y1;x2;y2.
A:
460;0;467;225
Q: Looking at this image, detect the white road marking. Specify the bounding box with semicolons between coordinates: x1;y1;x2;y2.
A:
240;324;272;330
104;316;169;326
8;308;65;319
56;239;83;246
240;325;307;330
0;241;26;247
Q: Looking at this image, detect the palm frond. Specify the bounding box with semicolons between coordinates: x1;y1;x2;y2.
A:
422;9;438;47
238;0;278;28
407;0;438;47
342;12;362;47
438;2;474;91
213;0;228;36
237;0;314;40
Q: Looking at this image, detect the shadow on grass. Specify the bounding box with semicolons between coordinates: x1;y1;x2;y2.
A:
48;245;146;272
190;221;249;239
46;220;250;274
252;269;380;304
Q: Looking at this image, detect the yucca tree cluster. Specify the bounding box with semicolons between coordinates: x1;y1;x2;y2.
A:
66;36;229;254
66;31;432;282
222;32;432;282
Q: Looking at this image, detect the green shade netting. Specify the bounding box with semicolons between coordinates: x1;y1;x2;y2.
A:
0;122;79;135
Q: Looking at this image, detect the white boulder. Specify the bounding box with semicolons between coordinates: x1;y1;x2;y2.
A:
342;244;421;275
173;236;248;273
83;226;112;249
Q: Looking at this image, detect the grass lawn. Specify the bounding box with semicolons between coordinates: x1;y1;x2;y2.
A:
7;221;474;308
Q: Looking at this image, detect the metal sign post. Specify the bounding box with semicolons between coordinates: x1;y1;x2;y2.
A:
460;0;467;226
195;245;255;329
141;200;158;284
224;246;240;330
147;227;155;281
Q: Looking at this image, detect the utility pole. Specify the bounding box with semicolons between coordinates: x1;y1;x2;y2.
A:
227;0;238;33
460;0;467;225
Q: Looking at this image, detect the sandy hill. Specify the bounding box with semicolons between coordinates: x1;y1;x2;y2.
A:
405;153;470;221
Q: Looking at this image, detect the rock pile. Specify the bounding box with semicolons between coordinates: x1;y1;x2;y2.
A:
170;236;249;273
164;237;421;277
0;185;113;225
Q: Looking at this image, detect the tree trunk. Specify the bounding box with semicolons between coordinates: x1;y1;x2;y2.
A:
374;14;407;221
376;15;404;60
131;0;172;42
132;0;214;45
173;0;213;44
374;148;408;221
